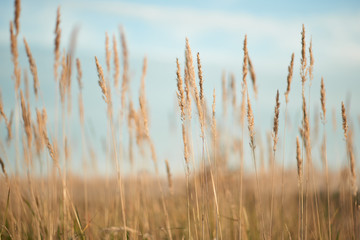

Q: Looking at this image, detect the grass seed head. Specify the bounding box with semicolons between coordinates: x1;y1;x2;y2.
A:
285;53;294;103
272;90;280;152
320;77;326;123
24;38;39;98
113;34;120;88
54;7;61;81
296;136;302;184
341;102;348;139
248;56;257;98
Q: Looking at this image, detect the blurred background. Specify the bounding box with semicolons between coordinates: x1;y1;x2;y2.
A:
0;0;359;176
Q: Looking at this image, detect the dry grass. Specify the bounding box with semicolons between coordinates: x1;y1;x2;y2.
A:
0;1;359;240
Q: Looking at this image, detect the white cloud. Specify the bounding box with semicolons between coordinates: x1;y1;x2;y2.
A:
71;1;360;67
3;0;358;69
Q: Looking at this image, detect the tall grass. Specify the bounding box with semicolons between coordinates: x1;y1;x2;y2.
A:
0;1;359;239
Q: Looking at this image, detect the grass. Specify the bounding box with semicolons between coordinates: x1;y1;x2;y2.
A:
0;0;359;239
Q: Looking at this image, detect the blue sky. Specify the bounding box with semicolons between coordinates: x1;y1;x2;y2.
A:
0;0;359;175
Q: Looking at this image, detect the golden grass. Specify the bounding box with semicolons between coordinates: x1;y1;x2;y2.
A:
248;56;257;99
23;38;39;98
0;1;359;240
54;7;61;81
285;53;294;104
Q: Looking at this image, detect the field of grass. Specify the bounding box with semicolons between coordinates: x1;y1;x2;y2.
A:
0;0;359;239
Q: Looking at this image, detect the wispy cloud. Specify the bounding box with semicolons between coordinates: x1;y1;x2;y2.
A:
2;0;359;68
74;1;360;66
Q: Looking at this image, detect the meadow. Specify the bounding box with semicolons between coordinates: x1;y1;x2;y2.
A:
0;0;359;239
